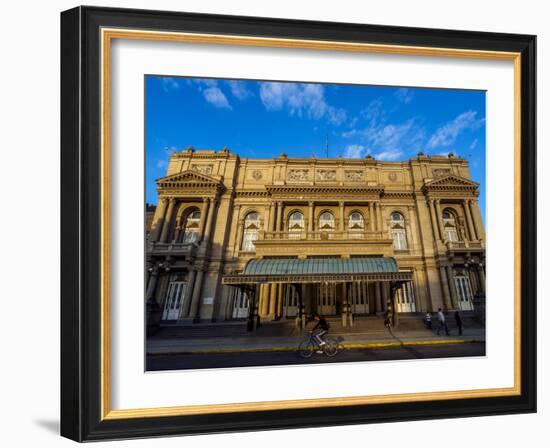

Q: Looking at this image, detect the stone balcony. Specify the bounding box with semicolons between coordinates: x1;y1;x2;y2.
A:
445;240;485;254
252;230;394;258
147;241;199;258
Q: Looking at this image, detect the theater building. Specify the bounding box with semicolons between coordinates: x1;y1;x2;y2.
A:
146;147;485;328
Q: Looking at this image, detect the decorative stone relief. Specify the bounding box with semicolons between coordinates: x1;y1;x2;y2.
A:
344;170;364;181
316;169;336;181
251;170;263;180
287;169;309;181
191;164;213;175
388;172;398;182
433;168;451;177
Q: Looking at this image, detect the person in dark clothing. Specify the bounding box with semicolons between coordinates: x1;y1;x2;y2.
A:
383;310;391;329
454;311;463;336
311;314;329;347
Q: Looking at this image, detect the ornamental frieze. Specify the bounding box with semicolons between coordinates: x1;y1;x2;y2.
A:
287;169;309;181
191;164;213;175
344;170;364;181
433;168;451;177
316;169;336;181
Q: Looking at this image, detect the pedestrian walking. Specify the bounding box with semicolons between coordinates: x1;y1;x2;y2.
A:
383;310;391;330
436;308;449;336
454;311;463;336
424;312;432;330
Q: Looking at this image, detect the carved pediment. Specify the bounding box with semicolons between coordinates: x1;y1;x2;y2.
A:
423;174;479;191
156;170;223;191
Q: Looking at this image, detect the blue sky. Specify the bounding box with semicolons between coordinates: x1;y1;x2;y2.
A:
145;76;486;222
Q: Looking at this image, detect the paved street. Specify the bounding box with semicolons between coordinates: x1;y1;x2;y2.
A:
147;341;485;371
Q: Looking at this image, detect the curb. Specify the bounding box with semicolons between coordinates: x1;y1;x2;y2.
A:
147;338;484;356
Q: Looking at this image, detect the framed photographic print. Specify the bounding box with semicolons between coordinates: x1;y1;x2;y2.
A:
60;6;536;441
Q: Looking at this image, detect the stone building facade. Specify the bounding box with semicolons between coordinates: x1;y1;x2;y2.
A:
146;147;486;325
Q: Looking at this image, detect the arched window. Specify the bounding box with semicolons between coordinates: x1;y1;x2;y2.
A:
318;211;335;239
390;212;408;250
442;210;459;242
348;212;364;239
182;209;201;243
241;212;260;251
288;211;305;239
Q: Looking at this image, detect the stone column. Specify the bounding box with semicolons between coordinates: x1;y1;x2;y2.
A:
339;201;345;232
277;284;284;317
375;282;382;314
464;200;477;241
276;201;283;232
381;283;389;312
172;217;183;243
369;202;375;231
150;198;168;242
434;200;445;242
268;202;276;231
235;219;245;252
145;266;160;301
202;197;218;245
407;205;420;251
269;284;278;318
468;268;479;296
264;204;271;231
446;265;459;309
469;199;484;240
259;284;270;317
439;266;452;310
308;201;314;232
428;200;440;241
182;269;197;317
188;269;205;321
477;264;486;292
375;202;382;233
198;199;210;240
159;198;176;243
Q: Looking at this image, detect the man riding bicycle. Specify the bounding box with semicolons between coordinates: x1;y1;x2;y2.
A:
311;314;330;348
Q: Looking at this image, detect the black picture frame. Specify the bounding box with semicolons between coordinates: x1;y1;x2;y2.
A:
61;5;536;442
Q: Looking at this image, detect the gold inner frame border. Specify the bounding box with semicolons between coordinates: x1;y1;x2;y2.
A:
100;27;522;420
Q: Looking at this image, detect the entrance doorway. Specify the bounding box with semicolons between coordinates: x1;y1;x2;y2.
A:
162;281;187;320
348;281;369;314
282;284;299;317
455;276;474;311
230;288;249;318
316;282;337;316
396;281;416;313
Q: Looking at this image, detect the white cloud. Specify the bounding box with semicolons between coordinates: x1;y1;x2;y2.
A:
375;149;404;161
394;88;413;104
160;77;180;92
156;159;167;169
469;138;479;150
189;79;217;88
342;129;358;138
259;82;346;125
428;111;484;148
343;144;366;158
203;87;232;110
226;80;252;100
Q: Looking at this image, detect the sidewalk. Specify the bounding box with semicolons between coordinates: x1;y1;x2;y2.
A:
147;328;485;356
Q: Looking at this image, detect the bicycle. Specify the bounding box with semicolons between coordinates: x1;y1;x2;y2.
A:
298;331;339;358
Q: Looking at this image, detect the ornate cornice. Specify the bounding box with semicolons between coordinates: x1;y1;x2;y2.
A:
264;184;385;197
421;174;479;193
156;170;225;194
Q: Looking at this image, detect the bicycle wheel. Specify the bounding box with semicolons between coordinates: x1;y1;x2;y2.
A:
323;338;338;357
298;340;315;358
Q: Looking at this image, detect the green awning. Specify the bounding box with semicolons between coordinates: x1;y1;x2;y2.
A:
244;257;399;275
222;257;411;285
